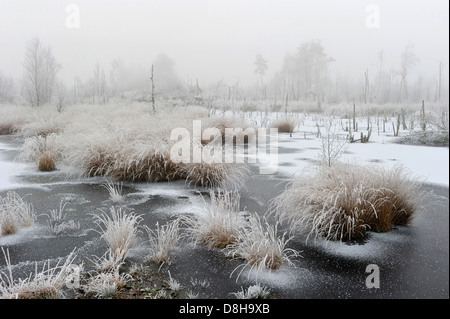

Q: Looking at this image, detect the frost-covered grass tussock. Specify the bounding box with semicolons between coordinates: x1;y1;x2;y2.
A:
180;160;250;190
143;219;181;265
16;133;63;172
9;102;251;189
93;206;142;271
272;163;422;241
82;267;131;299
226;214;300;281
180;189;244;249
231;283;272;299
0;248;77;299
0;191;36;236
269;117;299;135
101;181;124;204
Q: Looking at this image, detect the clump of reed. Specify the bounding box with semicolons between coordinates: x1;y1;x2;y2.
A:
0;191;36;236
0;248;77;299
180;189;244;249
272;163;422;242
226;214;300;280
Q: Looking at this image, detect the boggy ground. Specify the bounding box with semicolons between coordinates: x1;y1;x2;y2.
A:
0;135;448;299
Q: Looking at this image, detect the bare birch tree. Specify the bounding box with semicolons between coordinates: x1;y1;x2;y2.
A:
22;37;60;107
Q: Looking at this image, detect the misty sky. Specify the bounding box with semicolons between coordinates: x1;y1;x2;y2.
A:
0;0;448;86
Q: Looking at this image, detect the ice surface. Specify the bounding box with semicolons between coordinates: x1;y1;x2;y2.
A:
261;129;449;186
0;159;30;191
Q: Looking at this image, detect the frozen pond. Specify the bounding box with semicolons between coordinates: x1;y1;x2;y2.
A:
0;133;448;299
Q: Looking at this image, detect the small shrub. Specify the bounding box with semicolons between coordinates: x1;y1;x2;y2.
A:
0;123;14;135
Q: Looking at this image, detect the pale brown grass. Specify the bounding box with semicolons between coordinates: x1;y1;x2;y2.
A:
0;191;35;236
269;118;298;134
0;248;77;299
226;214;300;281
143;219;181;265
272;163;422;241
93;207;142;269
38;153;56;171
180;189;244;249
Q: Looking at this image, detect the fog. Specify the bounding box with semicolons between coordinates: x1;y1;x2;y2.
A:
0;0;448;93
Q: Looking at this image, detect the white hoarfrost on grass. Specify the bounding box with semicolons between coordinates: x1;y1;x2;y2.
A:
101;180;124;204
0;191;36;236
16;133;63;171
143;219;181;265
180;189;244;249
231;283;271;299
226;214;300;281
92;206;142;271
83;267;131;299
8;102;252;189
44;201;80;236
0;102;448;298
272;162;422;242
0;248;77;299
0;103;448;190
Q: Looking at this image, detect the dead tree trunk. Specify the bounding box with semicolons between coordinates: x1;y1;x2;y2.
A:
150;64;155;112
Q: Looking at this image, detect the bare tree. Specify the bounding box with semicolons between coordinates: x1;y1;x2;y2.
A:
54;80;67;112
398;43;419;102
42;46;60;104
320;119;348;167
0;72;16;103
152;53;182;97
437;60;444;102
23;38;43;107
22;37;60;107
92;63;101;104
363;68;370;104
54;82;66;112
279;40;333;104
100;68;107;104
110;57;123;98
254;54;268;98
72;76;82;104
150;64;155;112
